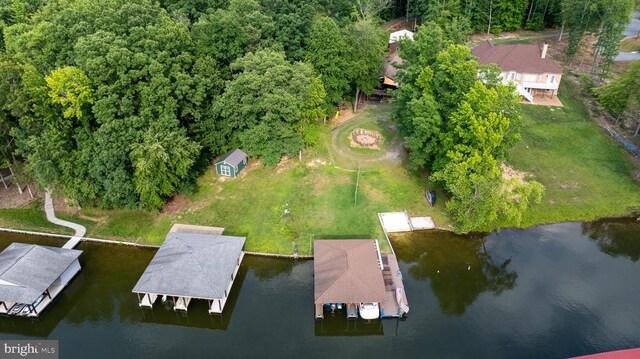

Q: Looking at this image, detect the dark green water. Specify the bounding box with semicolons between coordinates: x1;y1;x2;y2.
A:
0;218;639;358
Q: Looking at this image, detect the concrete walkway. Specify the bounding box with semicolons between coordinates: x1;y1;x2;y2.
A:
44;191;86;249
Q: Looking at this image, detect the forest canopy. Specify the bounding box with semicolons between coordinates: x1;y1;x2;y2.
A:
0;0;389;210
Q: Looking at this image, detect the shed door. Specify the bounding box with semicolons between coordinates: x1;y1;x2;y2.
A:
220;165;231;176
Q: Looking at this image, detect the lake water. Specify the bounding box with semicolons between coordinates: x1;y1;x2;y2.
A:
0;218;639;358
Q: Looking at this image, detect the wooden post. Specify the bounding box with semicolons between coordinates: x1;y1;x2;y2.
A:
27;185;33;199
634;121;640;137
354;162;361;205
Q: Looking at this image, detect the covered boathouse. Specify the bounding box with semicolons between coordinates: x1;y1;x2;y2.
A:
314;239;409;320
0;243;82;317
132;225;245;314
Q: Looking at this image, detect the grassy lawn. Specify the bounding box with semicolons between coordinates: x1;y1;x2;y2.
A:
0;200;74;235
3;87;637;250
506;78;640;227
619;37;640;52
0;105;449;254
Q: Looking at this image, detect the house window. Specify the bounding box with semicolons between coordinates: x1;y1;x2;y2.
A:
220;165;231;176
508;72;515;81
549;75;556;83
515;73;522;81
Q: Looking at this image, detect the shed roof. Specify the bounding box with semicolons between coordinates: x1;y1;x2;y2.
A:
314;240;386;304
132;232;245;300
217;149;247;167
471;40;562;74
0;243;82;304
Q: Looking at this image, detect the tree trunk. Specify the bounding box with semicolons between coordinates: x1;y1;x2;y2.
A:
635;121;640;137
487;0;493;34
353;87;360;113
542;0;551;19
406;0;410;21
527;0;535;21
559;22;564;41
9;167;21;195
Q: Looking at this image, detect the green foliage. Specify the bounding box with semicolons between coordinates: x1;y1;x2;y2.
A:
563;0;634;66
305;17;349;108
432;44;479;120
0;0;395;211
131;125;200;210
45;66;94;120
595;61;640;115
216;49;326;166
579;73;596;96
393;25;542;233
344;19;388;97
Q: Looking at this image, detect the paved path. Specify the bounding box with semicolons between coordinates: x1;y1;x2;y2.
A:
614;52;640;61
44;191;86;249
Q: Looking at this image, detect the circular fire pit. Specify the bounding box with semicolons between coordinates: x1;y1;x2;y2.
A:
350;128;383;149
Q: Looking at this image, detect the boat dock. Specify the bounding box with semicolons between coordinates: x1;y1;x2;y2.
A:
379;253;409;318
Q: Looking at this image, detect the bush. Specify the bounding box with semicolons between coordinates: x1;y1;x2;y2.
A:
579;74;596;96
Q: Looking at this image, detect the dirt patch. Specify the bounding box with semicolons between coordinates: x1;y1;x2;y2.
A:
501;164;530;183
501;164;537;198
0;185;39;209
237;160;260;178
331;108;356;127
276;156;295;174
161;194;190;215
306;159;327;168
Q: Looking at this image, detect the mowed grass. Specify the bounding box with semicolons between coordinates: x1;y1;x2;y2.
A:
0;200;73;235
619;37;640;52
506;78;640;227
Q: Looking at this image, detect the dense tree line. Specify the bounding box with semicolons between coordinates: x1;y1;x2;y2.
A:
0;0;389;210
394;22;543;233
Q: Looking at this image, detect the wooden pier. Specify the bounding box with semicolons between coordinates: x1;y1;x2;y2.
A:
379;253;409;318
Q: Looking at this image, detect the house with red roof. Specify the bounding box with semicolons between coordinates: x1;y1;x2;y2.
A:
471;40;563;104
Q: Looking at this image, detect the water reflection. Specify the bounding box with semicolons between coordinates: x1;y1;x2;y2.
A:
581;217;640;262
244;255;299;281
391;231;517;315
314;315;384;336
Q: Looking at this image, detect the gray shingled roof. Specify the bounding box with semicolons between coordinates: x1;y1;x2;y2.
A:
132;232;245;300
217;149;247;167
0;243;82;304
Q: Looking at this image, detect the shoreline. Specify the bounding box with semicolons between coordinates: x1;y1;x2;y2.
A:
0;226;313;258
2;213;638;257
